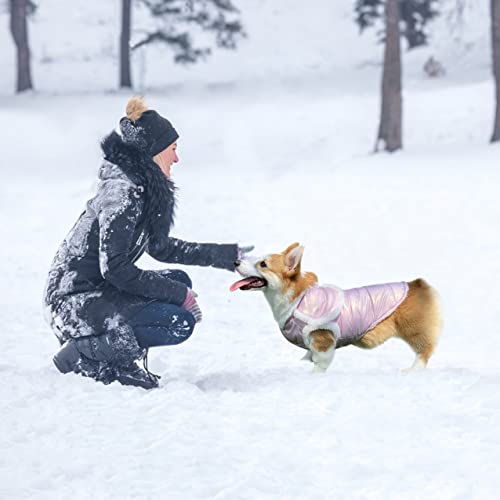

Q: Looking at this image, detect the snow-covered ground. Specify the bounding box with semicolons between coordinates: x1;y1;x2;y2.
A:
1;1;499;499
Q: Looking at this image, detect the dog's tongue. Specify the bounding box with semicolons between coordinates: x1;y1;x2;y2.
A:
230;277;258;292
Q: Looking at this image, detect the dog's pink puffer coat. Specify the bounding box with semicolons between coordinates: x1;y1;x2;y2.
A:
281;282;409;349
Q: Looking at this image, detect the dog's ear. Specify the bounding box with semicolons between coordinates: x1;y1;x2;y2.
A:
283;242;300;255
285;244;304;277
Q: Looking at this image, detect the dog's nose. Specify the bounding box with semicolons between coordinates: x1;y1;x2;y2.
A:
234;260;241;267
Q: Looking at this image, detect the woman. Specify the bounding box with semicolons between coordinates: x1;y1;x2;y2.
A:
44;96;252;389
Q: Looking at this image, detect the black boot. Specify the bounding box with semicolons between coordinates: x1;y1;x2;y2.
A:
74;356;115;384
53;340;81;374
115;363;160;390
56;323;158;389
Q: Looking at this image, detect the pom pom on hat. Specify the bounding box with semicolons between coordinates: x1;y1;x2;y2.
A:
120;96;179;157
126;96;148;122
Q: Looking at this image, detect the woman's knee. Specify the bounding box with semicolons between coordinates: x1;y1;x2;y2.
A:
159;269;192;288
170;311;196;345
134;309;196;348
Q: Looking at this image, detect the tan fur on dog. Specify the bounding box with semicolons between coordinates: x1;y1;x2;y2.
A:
310;329;336;352
353;278;442;367
259;245;442;367
264;243;318;301
126;96;148;122
234;242;442;371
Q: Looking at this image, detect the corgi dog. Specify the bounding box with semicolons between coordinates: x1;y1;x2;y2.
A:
230;243;442;373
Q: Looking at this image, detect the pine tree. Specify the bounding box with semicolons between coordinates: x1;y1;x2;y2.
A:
119;0;245;89
355;0;439;49
376;0;402;152
355;1;438;152
120;0;133;88
9;0;36;92
491;0;500;142
134;0;244;60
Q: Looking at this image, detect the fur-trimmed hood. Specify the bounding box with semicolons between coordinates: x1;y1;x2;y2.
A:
100;130;176;244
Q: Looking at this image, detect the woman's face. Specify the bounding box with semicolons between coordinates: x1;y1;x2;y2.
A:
154;142;179;178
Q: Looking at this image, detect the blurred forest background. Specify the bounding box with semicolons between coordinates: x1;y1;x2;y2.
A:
3;0;498;150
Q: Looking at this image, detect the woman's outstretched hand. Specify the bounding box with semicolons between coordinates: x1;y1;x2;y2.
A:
182;289;203;323
237;244;255;260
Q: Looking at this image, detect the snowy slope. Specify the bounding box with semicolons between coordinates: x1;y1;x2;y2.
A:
1;1;499;499
2;85;499;499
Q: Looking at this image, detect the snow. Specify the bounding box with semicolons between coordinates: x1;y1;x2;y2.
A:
1;0;499;499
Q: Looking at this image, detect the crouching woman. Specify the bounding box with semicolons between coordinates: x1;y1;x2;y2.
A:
44;96;247;389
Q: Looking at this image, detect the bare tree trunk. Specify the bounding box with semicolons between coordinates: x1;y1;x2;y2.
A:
375;0;402;153
120;0;133;88
10;0;33;93
491;0;500;142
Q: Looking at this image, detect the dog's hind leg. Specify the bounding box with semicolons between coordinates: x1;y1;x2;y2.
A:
354;279;442;372
353;320;396;350
395;279;442;372
309;329;336;372
400;328;439;372
402;353;427;372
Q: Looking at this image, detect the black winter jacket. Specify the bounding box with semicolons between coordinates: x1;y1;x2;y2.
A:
44;131;237;342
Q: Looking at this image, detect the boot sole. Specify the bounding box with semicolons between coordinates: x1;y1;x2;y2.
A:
116;373;159;390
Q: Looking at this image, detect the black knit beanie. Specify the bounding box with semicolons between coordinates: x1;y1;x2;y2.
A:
119;97;179;157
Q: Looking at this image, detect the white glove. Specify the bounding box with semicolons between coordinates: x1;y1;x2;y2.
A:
237;244;255;260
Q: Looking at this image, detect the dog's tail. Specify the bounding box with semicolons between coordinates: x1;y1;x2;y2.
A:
403;278;443;367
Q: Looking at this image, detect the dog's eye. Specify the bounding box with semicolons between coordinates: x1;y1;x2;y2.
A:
260;261;267;268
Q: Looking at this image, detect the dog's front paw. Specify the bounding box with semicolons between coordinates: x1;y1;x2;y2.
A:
312;364;328;373
301;351;313;362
